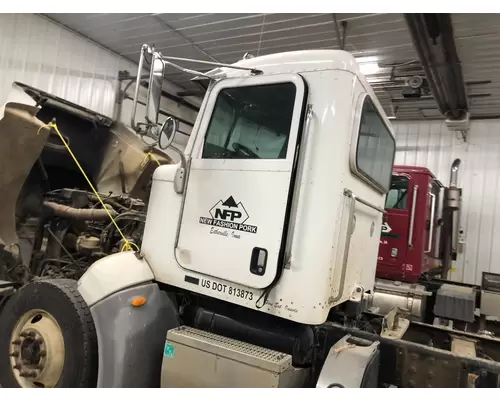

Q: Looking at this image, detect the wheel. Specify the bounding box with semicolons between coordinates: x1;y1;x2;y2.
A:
0;279;98;388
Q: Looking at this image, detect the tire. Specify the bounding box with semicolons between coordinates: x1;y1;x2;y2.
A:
0;279;98;388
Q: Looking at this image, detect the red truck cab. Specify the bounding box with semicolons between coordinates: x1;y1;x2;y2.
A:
376;166;442;283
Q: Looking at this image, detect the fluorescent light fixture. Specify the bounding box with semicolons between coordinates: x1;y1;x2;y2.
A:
356;56;379;63
359;62;381;76
355;56;381;76
388;116;396;120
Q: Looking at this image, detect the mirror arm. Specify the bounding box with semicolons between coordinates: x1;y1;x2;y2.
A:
131;44;151;131
160;55;263;74
161;59;212;79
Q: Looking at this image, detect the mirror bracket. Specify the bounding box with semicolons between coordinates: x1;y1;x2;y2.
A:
169;145;188;194
173;166;185;194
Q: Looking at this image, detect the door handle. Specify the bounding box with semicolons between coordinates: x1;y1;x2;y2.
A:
250;247;268;276
408;185;418;248
426;193;436;253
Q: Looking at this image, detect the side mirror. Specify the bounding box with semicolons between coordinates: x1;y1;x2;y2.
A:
158;117;178;150
145;52;164;126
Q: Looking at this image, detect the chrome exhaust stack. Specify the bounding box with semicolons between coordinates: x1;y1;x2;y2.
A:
449;158;461;188
446;158;462;210
442;158;463;278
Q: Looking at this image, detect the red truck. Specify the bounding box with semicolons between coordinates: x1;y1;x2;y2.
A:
376;165;443;283
369;160;496;329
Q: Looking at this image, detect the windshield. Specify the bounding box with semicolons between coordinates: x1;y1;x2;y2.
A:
202;82;297;159
385;175;409;210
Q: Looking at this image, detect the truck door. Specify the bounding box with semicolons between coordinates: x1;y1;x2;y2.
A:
378;173;414;277
176;74;306;289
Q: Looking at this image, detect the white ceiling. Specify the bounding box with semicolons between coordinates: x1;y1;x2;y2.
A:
44;13;500;120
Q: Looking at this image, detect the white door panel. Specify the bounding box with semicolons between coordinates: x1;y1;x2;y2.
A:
176;168;291;288
176;73;306;289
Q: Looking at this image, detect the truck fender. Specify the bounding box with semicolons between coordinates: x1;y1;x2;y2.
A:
77;252;154;307
77;252;180;387
316;335;380;388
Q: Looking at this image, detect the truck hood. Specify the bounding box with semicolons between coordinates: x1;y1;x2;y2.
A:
0;85;172;255
0;102;49;250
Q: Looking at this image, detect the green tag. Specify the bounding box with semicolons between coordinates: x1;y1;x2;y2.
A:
164;343;175;358
381;232;400;238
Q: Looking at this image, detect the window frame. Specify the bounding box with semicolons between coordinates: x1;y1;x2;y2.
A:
191;73;306;168
200;81;298;160
349;93;396;194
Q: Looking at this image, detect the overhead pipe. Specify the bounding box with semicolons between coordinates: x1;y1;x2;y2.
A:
404;14;468;120
404;14;447;113
439;16;468;118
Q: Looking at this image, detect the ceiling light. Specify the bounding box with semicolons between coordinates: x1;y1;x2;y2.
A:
359;62;381;76
356;56;379;64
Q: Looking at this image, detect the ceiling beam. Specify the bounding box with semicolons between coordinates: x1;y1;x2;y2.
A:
404;13;468;120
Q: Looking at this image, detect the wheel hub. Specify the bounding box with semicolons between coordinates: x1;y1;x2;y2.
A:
9;310;65;388
20;331;43;363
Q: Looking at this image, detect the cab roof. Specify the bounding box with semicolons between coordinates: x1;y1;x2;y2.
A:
393;165;439;181
202;49;393;135
230;49;361;76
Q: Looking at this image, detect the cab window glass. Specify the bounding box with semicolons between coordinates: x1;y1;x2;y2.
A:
385;175;409;210
202;82;297;159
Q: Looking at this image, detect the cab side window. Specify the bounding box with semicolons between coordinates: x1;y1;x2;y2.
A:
385;176;409;210
355;96;396;192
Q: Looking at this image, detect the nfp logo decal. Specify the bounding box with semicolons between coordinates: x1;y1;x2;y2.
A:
381;221;400;238
199;196;258;234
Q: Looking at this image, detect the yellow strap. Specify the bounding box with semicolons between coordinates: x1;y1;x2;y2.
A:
37;122;138;252
121;241;140;252
143;151;161;167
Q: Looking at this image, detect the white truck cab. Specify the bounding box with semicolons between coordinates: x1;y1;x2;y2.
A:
77;46;396;387
142;50;395;324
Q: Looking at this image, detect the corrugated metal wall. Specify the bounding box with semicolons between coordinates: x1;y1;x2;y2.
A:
0;13;199;131
392;119;500;285
0;13;130;116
